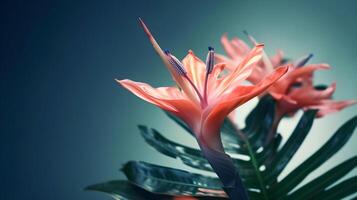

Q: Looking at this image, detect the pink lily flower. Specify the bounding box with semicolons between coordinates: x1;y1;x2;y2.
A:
116;19;288;199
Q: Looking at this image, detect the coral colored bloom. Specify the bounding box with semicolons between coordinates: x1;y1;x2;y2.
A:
117;19;288;200
217;33;356;118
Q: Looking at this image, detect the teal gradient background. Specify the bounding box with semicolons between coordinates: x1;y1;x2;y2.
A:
1;0;356;199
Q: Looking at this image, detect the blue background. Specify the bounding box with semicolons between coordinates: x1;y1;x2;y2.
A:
1;0;356;199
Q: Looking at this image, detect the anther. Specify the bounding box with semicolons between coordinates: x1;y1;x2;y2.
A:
294;54;313;67
206;46;215;74
164;50;187;76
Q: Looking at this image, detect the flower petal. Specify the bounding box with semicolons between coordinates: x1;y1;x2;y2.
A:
289;82;336;104
310;100;357;117
221;34;240;59
270;50;284;67
181;50;206;92
205;66;288;132
117;79;180;111
117;79;202;129
230;37;250;55
215;44;265;96
138;18;199;104
274;64;330;94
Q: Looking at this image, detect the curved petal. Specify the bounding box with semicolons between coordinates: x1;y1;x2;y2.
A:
138;19;199;104
215;53;229;64
205;66;288;133
270;50;284;67
289;82;336;104
117;79;185;111
231;37;250;55
181;51;206;92
273;64;330;94
221;34;239;59
214;44;265;96
309;100;357;117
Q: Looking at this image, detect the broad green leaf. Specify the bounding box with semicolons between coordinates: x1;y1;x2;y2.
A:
319;176;357;200
286;156;357;200
269;115;357;197
122;161;227;197
242;95;276;149
85;180;228;200
138;125;255;176
121;161;263;199
264;110;317;183
256;134;282;164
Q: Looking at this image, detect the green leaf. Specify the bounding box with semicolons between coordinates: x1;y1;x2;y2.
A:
319;176;357;200
85;180;228;200
269;115;357;197
138;125;255;176
286;156;357;200
242;95;276;149
122;161;227;197
264;110;317;183
221;118;247;153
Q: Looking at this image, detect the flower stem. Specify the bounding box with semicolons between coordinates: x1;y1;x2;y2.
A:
198;141;249;200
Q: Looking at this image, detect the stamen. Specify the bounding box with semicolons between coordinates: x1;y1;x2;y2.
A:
206;46;215;74
243;30;258;45
203;46;215;104
243;30;274;71
164;50;187;76
294;53;313;67
165;50;205;105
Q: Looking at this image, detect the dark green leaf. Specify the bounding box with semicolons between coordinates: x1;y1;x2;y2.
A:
319;176;357;200
264;110;317;183
269;116;357;197
138;125;255;176
242;95;276;149
85;180;228;200
286;156;357;200
122;161;227;197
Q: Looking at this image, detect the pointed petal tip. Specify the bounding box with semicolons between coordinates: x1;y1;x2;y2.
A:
319;63;331;69
331;81;337;88
277;65;289;74
115;78;127;85
221;33;229;41
138;17;152;39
